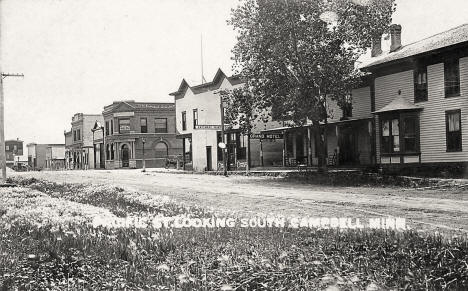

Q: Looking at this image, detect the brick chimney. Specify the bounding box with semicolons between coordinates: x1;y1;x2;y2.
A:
371;35;382;57
389;24;402;52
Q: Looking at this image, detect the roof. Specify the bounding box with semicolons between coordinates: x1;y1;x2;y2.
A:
362;23;468;69
169;68;243;98
372;96;422;114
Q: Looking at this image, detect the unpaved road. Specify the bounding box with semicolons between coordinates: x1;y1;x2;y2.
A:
12;169;468;235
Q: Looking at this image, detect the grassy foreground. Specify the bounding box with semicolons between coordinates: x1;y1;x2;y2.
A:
1;177;467;290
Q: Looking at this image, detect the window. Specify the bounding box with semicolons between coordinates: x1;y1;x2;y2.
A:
155;118;168;133
182;111;187;131
446;110;462;152
444;58;460;97
140;118;147;133
193;109;198;129
110;120;114;135
77;129;81;141
342;94;353;119
403;117;418;152
119;119;131;134
105;121;109;136
5;145;9;151
110;144;114;160
381;118;400;153
414;65;427;102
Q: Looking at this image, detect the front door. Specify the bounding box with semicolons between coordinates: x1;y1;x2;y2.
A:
338;126;359;165
121;145;129;168
206;146;212;171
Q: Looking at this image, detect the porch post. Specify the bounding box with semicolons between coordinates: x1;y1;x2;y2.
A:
307;127;312;166
260;138;264;167
182;138;186;171
282;130;287;167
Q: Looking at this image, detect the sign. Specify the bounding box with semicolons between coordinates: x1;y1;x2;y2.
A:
250;133;284;140
194;125;231;130
218;142;226;149
113;112;135;117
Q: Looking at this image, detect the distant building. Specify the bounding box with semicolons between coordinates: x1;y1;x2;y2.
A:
65;113;104;170
45;144;66;170
5;139;23;167
95;100;182;169
27;143;48;170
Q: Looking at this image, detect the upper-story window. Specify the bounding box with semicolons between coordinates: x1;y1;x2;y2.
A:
193;109;198;129
105;121;109;136
444;58;460;97
342;94;352;120
182;111;187;131
446;109;462;152
414;64;428;102
140;118;147;133
119;119;131;134
110;120;114;135
155;118;168;133
5;145;9;151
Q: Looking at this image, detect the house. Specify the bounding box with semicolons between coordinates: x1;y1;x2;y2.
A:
170;68;282;172
5;139;23;167
45;144;66;170
361;23;468;174
65;113;104;170
97;100;181;169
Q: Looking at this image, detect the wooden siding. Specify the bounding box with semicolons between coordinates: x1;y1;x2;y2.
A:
419;57;468;163
374;57;468;164
374;70;413;163
352;86;372;119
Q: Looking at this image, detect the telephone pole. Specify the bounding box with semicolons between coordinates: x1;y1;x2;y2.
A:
0;73;24;183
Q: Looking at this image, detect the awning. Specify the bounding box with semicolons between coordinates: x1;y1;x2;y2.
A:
372;96;422;114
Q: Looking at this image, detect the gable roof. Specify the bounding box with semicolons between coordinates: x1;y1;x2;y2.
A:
169;68;243;98
362;23;468;70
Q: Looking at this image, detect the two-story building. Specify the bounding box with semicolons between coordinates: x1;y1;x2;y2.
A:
361;23;468;175
65;113;104;170
259;81;374;168
171;69;283;172
5;139;23;167
98;101;181;169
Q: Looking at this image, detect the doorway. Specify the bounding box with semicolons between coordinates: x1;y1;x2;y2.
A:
338;126;359;165
206;146;212;171
121;144;130;168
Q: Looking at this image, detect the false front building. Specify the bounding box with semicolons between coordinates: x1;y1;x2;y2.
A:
64;113;104;170
171;69;282;172
94;101;182;169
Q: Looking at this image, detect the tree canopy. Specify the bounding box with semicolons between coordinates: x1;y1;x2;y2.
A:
229;0;396;126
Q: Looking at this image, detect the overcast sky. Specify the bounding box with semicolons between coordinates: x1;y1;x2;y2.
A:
1;0;468;155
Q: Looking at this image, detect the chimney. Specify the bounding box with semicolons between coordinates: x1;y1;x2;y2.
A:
389;24;402;52
371;35;382;57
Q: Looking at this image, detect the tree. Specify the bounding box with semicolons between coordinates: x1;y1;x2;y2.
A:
219;86;269;171
229;0;395;169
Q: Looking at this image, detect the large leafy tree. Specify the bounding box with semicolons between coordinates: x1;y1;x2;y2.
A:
229;0;395;168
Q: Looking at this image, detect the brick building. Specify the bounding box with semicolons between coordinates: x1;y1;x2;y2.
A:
94;101;182;169
5;139;23;167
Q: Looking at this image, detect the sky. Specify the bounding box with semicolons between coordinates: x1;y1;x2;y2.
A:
1;0;468;159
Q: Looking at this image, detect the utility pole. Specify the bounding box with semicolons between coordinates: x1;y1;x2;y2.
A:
0;73;24;183
220;95;228;177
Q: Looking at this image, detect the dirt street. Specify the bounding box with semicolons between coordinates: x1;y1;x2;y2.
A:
12;169;468;235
